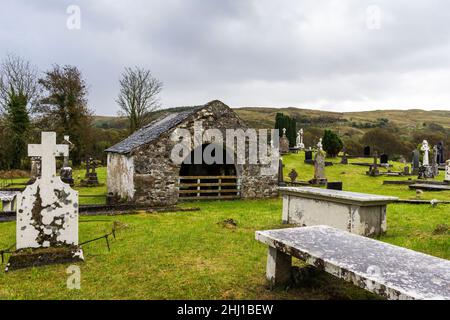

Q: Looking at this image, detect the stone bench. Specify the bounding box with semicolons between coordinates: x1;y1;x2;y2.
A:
279;187;398;236
256;225;450;300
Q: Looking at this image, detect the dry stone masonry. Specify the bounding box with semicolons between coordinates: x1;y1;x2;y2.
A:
105;100;278;206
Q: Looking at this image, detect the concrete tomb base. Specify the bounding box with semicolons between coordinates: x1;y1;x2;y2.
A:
279;187;398;237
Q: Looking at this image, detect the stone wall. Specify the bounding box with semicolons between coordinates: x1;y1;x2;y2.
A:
107;153;135;200
107;101;278;206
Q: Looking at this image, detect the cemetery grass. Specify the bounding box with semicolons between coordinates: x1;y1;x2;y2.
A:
0;155;449;299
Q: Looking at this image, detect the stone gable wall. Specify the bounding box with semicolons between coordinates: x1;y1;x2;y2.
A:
108;101;278;206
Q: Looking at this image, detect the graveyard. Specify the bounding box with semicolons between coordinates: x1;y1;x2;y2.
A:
0;151;448;299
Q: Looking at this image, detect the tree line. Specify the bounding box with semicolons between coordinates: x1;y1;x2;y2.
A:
0;54;162;170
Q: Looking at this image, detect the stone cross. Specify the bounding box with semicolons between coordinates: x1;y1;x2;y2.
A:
282;128;287;137
412;149;420;174
421;140;430;166
432;145;439;177
317;138;323;152
312;150;327;185
296;129;305;149
28;132;68;183
62;135;74;168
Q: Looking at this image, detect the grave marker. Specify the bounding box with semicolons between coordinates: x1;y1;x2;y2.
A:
8;132;83;271
279;128;290;154
412;149;420;175
364;146;371;157
296;129;305;150
310;143;327;185
445;160;450;183
437;141;445;165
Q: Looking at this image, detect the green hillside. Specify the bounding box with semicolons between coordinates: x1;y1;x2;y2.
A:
93;106;450;159
95;108;450;131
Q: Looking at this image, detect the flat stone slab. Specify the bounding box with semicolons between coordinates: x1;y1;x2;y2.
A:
256;225;450;300
279;187;398;206
409;183;450;191
0;191;20;202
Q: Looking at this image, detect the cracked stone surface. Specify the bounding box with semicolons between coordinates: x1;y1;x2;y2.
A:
16;132;79;249
256;225;450;300
279;187;398;205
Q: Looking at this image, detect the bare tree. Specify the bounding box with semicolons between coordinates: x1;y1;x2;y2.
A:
117;67;163;132
0;54;39;113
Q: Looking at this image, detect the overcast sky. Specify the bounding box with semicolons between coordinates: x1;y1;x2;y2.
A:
1;0;450;115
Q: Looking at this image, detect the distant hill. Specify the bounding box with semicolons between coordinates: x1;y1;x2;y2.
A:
95;107;450;135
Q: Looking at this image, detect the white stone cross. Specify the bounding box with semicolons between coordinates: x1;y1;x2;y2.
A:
296;129;305;149
28;132;68;182
317;138;323;151
282;128;287;136
421;140;430;166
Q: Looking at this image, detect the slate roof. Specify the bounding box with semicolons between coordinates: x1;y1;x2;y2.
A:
105;105;203;154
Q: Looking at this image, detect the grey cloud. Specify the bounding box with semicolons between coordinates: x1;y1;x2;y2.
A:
1;0;450;114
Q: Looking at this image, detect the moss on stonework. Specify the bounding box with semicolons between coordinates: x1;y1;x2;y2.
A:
6;245;83;272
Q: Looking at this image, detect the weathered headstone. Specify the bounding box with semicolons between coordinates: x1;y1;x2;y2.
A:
327;182;343;191
60;135;75;185
445;160;450;184
296;129;305;150
364;146;371;157
317;138;323;152
403;165;410;176
310;150;327;185
27;156;41;185
380;154;389;164
437;141;445;165
432;145;439;177
421;140;430;166
278;158;286;186
340;147;348;165
366;151;380;176
80;157;100;187
288;169;298;183
412;149;420;175
279;128;290;155
304;149;313;164
418;140;434;179
7;132;83;271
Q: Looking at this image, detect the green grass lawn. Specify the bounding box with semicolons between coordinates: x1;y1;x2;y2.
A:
0;154;449;299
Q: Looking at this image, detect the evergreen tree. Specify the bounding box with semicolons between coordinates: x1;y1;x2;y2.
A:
322;130;343;157
5;91;29;168
274;113;297;146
